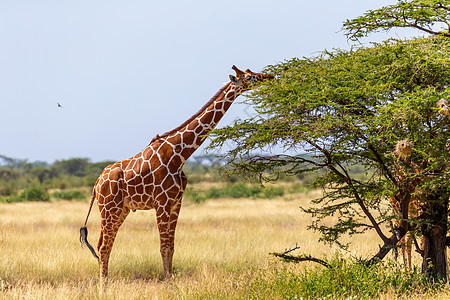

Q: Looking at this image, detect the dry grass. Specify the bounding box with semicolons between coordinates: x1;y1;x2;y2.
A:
0;189;446;299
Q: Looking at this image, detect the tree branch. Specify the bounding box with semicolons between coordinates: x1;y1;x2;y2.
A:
306;139;390;244
271;245;332;268
366;212;426;266
365;233;404;266
367;143;397;186
405;19;450;37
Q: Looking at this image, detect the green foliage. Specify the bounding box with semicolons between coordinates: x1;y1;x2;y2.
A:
52;190;86;200
223;183;262;198
53;158;89;177
209;35;450;252
265;261;425;299
343;0;450;40
184;187;207;204
184;183;291;203
2;186;50;203
19;186;50;202
261;185;284;199
193;256;436;299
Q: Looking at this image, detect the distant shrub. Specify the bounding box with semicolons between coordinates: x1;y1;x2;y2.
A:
205;187;223;199
58;181;67;190
187;183;288;203
53;190;85;200
184;188;206;204
261;186;285;199
0;185;17;197
1;196;19;203
231;183;261;198
21;186;50;202
5;186;51;203
288;183;310;194
1;186;50;203
186;174;206;184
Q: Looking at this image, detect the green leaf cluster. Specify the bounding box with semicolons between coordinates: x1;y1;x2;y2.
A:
209;35;450;246
343;0;450;40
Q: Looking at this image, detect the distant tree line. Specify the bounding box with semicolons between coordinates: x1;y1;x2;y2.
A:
0;156;115;197
0;154;233;198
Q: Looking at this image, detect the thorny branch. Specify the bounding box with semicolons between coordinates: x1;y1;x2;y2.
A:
271;244;332;269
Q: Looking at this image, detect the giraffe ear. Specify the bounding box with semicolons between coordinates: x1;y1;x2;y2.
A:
229;75;238;83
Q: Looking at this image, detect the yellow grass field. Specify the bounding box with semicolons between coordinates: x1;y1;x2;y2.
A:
0;189;447;299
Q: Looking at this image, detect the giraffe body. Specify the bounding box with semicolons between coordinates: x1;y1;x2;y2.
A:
80;66;273;288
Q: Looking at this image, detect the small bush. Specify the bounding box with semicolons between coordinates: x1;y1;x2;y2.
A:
288;182;310;194
53;190;85;200
1;196;20;203
21;186;50;202
184;188;206;204
192;255;436;299
0;185;17;196
5;186;51;203
261;186;285;199
205;187;223;199
223;183;262;198
186;183;287;203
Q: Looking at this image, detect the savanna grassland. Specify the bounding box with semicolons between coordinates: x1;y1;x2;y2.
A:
0;158;448;299
0;187;325;299
0;186;445;299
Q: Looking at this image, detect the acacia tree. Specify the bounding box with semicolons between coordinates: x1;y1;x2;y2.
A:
209;34;449;278
343;0;450;40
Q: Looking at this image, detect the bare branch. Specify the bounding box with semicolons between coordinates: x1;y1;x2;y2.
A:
282;244;301;254
271;252;332;269
367;143;397;185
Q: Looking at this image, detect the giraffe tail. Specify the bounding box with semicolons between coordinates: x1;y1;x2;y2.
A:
80;227;99;261
80;189;99;261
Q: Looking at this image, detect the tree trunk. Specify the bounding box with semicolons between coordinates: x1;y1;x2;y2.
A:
421;191;448;280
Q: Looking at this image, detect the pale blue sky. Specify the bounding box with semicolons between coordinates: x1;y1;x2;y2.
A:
0;1;420;163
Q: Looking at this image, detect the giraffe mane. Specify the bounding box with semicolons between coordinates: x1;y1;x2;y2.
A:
150;81;232;144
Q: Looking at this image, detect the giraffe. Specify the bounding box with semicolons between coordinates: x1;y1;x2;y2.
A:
390;99;450;271
390;139;424;271
390;195;423;270
79;66;273;288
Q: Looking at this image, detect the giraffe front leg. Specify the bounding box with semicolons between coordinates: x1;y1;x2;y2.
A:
156;202;181;279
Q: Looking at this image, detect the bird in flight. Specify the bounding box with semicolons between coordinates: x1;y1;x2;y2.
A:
57;102;63;108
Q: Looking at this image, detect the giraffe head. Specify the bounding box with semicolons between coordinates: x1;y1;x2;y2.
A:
229;65;273;92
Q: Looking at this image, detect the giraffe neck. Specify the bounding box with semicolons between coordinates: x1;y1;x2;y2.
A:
158;82;241;166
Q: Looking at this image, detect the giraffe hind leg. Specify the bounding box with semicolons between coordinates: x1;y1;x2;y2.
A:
98;206;130;288
97;230;103;253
